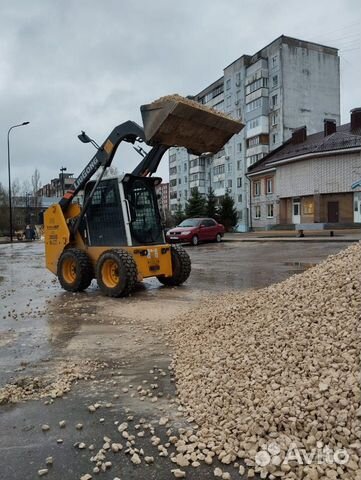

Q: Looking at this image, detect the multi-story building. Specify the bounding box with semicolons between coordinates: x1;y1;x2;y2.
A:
156;182;170;213
247;108;361;229
169;35;340;231
37;172;75;198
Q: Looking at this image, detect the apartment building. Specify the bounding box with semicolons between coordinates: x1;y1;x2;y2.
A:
169;35;340;231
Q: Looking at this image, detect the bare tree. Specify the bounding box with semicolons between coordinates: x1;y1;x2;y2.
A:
11;178;21;198
0;182;9;233
95;166;119;179
21;179;32;196
31;169;41;208
31;168;41;194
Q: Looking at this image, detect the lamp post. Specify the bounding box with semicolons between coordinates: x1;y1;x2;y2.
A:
7;122;30;242
60;166;67;196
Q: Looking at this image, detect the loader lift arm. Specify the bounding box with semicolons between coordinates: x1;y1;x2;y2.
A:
59;120;146;212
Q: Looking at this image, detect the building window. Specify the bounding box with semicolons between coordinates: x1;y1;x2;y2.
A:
303;199;314;215
253;181;261;196
227;162;232;173
272;133;278;144
237;177;242;188
169;166;177;175
169;154;176;163
170;191;177;199
267;204;274;218
246;97;263;112
246;118;260;130
266;177;273;194
237;142;242;152
237;160;242;170
272;75;278;87
236;108;242;119
170;179;177;187
272;55;278;68
272;94;278;107
213;164;225;175
255;205;261;219
246;77;268;95
238;194;242;203
184;162;187;171
185;190;188;199
226;79;231;90
271;112;278;125
228;179;232;189
226;96;232;107
178;178;181;184
247;136;260;148
236;72;241;85
184;176;187;183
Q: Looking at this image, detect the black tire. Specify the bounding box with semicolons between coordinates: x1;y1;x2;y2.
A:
191;235;199;246
157;245;191;287
57;248;93;292
96;249;138;297
216;233;222;243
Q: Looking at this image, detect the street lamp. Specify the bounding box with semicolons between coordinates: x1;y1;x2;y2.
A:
60;166;67;196
7;121;30;243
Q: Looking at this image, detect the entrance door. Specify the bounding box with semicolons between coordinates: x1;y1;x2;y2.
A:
292;199;301;224
354;193;361;223
327;201;339;223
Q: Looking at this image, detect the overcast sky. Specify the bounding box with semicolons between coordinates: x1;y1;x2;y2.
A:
0;0;360;192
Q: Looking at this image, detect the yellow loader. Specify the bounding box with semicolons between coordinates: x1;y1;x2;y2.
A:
44;96;243;297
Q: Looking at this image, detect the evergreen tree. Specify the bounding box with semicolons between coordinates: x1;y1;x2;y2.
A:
173;203;185;225
219;190;238;231
185;187;206;218
206;187;218;219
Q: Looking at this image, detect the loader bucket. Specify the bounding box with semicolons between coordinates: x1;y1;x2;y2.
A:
140;96;244;155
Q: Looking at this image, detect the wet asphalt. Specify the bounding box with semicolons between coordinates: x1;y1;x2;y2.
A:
0;239;350;479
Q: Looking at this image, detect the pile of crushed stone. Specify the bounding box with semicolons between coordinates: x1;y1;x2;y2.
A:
0;360;104;404
171;243;361;479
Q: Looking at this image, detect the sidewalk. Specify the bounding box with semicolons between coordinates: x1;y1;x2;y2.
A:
224;229;361;243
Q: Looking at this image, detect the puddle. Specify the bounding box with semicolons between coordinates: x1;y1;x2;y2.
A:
284;262;317;269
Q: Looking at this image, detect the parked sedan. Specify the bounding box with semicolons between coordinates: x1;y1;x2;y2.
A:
166;218;225;246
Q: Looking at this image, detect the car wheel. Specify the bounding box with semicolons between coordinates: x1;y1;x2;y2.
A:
191;235;199;246
216;233;222;243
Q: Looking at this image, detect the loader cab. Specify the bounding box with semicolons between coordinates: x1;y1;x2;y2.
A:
83;174;164;247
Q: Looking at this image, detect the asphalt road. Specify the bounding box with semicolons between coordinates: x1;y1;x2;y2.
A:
0;239;349;479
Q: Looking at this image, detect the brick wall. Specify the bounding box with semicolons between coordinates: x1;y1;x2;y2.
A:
276;151;361;197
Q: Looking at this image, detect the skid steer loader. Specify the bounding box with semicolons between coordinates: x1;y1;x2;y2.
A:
44;96;244;297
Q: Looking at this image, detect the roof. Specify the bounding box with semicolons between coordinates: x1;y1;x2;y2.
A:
248;123;361;175
224;35;338;70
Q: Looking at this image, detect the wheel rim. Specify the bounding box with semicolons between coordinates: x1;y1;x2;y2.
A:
101;259;120;288
217;234;221;242
193;236;198;245
62;258;77;284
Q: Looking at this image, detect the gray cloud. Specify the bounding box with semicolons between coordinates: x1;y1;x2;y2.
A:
0;0;360;189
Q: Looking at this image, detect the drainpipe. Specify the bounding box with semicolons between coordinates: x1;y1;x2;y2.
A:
246;173;253;232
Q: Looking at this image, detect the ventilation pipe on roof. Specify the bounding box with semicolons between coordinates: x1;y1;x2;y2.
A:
291;126;307;144
324;118;336;136
350;108;361;131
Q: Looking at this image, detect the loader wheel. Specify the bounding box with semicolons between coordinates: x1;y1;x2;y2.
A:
57;248;93;292
96;249;137;297
157;245;191;287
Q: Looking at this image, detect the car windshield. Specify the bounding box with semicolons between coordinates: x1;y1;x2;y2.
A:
178;219;201;227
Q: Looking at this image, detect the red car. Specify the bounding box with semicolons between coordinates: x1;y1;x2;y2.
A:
166;218;225;246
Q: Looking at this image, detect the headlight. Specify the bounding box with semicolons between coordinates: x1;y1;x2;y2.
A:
181;231;191;235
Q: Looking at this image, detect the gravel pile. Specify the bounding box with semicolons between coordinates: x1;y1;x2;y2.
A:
151;94;235;121
172;243;361;479
0;360;102;404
